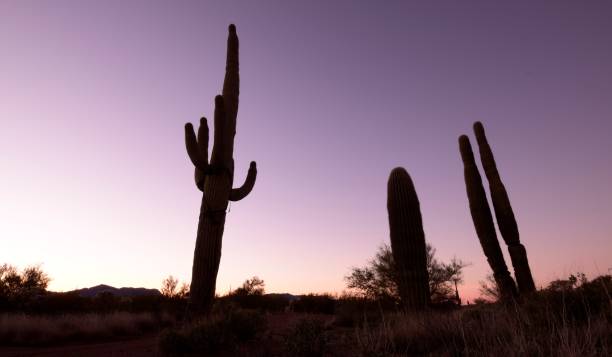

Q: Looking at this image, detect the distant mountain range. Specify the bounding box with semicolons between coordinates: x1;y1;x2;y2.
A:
68;284;300;300
264;293;299;301
70;284;161;298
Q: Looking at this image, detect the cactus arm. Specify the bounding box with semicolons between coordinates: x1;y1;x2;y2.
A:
229;161;257;201
197;117;209;164
185;123;209;172
459;135;518;301
194;117;210;191
473;121;536;293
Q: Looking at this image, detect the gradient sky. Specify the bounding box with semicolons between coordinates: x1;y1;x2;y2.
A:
2;1;611;301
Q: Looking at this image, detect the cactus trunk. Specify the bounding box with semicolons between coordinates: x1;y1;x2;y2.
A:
459;136;518;302
184;25;257;314
473;122;536;294
387;168;430;310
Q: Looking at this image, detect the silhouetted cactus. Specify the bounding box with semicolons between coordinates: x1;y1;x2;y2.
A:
184;24;257;314
473;122;536;294
459;136;518;301
387;168;430;309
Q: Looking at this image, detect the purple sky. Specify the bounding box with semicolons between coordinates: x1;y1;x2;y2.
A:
2;1;611;301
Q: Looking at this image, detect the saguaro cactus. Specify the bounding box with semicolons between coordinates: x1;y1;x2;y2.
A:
184;25;257;314
387;168;430;309
473;122;536;294
459;136;518;301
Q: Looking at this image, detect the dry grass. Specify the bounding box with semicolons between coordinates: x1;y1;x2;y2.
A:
0;312;169;346
350;275;612;356
354;304;611;356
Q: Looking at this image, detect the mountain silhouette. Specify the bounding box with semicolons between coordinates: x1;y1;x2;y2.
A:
71;284;161;298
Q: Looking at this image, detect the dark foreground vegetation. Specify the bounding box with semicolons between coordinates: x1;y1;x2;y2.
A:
156;274;611;356
1;262;611;355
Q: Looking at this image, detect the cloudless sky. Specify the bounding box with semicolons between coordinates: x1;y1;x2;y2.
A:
1;1;611;301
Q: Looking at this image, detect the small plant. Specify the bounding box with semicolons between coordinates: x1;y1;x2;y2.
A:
284;318;328;357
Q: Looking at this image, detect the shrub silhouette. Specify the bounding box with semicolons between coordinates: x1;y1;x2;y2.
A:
158;306;266;355
291;294;335;314
0;264;50;311
346;243;467;305
183;24;257;315
161;276;189;299
386;168;430;310
231;276;265;296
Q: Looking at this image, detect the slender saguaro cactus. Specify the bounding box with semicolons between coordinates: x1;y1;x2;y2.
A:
473;122;536;294
387;168;430;309
184;25;257;314
459;136;518;301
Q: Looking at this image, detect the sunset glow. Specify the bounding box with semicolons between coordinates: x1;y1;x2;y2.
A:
2;1;611;303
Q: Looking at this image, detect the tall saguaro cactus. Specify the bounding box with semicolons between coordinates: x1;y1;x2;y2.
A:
387;168;430;310
184;25;257;314
459;136;518;301
473;122;536;294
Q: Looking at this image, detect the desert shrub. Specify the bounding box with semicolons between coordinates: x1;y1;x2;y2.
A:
161;276;189;299
334;294;397;327
220;276;288;311
532;274;612;323
221;293;292;312
284;317;328;357
291;294;336;314
257;293;292;312
158;307;267;356
28;292;90;314
232;276;265;296
0;264;50;311
346;244;467;305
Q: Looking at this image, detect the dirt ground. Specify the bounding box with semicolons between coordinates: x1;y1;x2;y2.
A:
0;335;159;357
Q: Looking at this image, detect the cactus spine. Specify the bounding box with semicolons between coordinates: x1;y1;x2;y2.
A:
184;25;257;314
459;136;518;301
473;122;536;294
387;168;430;309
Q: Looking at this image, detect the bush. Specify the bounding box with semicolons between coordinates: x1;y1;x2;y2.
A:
284;317;328;357
158;307;267;356
291;294;336;314
220;292;292;312
0;264;50;311
333;294;397;327
345;244;467;304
